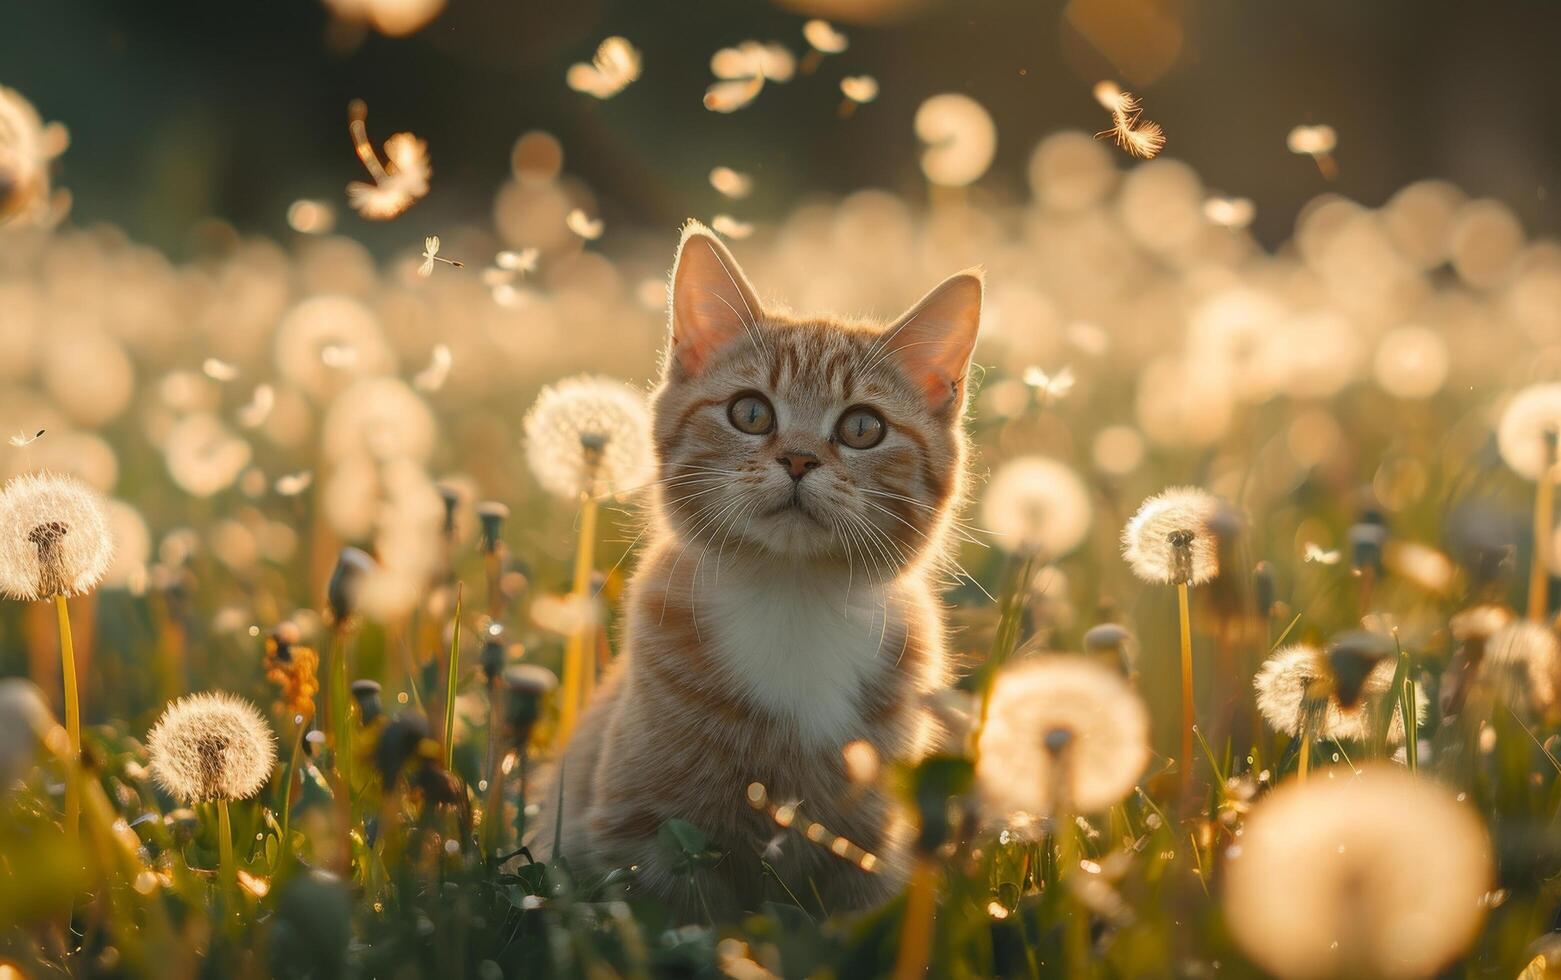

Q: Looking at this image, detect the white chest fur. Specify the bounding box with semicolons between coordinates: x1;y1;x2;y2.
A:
703;564;896;750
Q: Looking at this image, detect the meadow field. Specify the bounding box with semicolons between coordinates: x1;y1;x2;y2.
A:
3;2;1561;977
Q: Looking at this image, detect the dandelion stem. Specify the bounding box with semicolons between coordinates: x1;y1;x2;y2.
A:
443;584;464;771
55;594;80;847
1530;436;1554;622
891;855;938;980
217;798;236;907
557;493;599;747
1177;582;1195;797
1297;717;1311;782
277;721;305;875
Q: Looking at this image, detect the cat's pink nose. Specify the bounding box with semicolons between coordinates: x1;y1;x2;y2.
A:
776;450;821;480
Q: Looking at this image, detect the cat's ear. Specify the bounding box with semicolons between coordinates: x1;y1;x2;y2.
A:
667;221;762;377
881;270;983;414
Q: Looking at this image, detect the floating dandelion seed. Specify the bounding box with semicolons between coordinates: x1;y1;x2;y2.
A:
286;199;336;235
275;471;314;497
704;41;794;113
1253;644;1422;745
1203;195;1255;229
237;384;275;429
915;93;997;187
566;208;603;241
1093;81;1165;160
345;99;430;220
321;0;444;38
1121;487;1221;586
0;472;113;601
202;357;239;382
982;456;1093;558
0;85;68;228
566;36;642;99
413;343;452;392
1021;365;1075;401
8;429;43;448
417;235;463;277
977;657;1150;822
1225;765;1491;980
1303;542;1341;565
708;166;753;199
523;374;653;500
1287;123;1338;179
1479;620;1560;714
839;75;879;105
710;215;753;239
495;248;538;273
802;19;848;54
147;691;276;803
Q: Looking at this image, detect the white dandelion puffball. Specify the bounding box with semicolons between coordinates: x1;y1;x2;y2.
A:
0;472;113;600
976;657;1149;821
322;376;437;464
1497;383;1561;481
1479;620;1560;713
1224;766;1492;980
1253;645;1424;744
915;93;996;188
1121;487;1222;586
523;375;653;499
164;413;252;498
147;691;276;803
982;456;1093;557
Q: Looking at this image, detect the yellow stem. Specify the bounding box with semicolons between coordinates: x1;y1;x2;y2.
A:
891;856;938;980
1177;583;1194;797
557;493;599;747
1531;456;1554;622
56;594;80;848
1298;732;1311;782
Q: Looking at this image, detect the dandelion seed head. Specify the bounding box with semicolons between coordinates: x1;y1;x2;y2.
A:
1497;383;1561;481
977;657;1149;822
1224;765;1491;980
1252;644;1423;743
1120;487;1221;585
982;456;1092;558
523;375;653;499
275;295;394;401
0;472;112;600
1480;620;1560;713
147;691;276;804
164;413;252;498
1372;325;1448;399
1448;603;1513;644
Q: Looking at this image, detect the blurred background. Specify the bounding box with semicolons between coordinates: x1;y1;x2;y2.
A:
5;0;1561;255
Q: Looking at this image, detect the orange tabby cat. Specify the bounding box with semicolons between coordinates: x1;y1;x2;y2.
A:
533;220;981;917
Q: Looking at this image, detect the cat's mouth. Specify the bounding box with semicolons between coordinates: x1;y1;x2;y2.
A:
767;495;827;529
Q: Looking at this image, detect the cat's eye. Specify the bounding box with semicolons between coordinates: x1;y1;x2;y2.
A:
835;406;887;449
727;392;775;435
